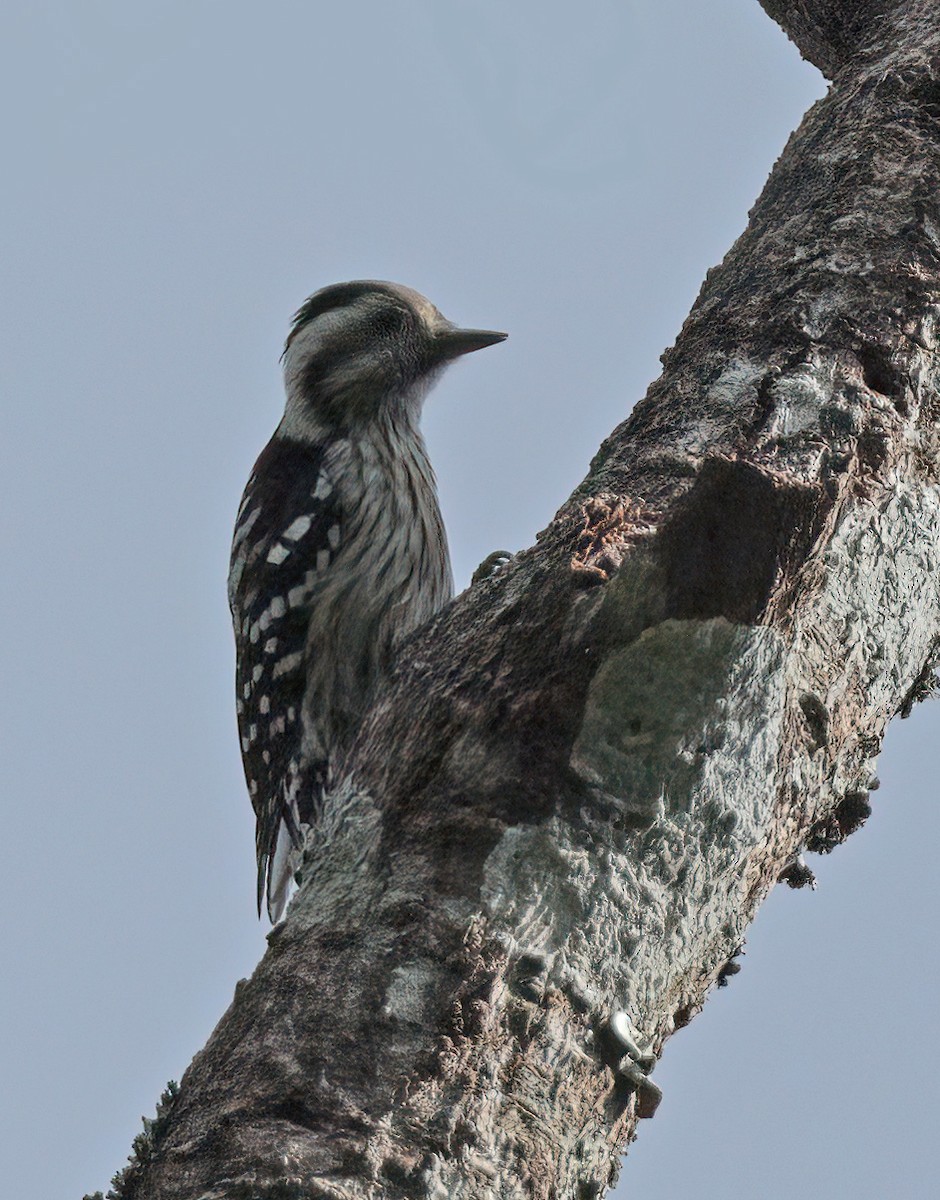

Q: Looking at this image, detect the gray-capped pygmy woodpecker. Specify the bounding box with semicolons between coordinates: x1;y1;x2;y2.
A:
229;280;507;920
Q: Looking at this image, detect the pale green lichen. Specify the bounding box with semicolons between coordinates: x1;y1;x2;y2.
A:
570;616;781;826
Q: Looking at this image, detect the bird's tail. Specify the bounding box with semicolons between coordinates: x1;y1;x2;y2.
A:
260;757;328;922
266;818;300;923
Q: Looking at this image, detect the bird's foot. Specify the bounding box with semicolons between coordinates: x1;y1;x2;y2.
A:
472;550;514;584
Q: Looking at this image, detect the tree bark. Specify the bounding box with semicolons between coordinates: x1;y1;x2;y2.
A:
114;3;940;1197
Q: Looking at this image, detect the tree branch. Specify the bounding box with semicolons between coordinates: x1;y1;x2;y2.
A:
758;0;897;77
115;2;940;1196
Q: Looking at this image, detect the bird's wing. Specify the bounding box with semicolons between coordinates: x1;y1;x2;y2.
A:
228;436;343;917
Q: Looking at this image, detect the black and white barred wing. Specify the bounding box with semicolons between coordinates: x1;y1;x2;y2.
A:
228;436;342;917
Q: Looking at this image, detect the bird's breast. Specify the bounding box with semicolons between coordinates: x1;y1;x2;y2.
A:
301;425;453;756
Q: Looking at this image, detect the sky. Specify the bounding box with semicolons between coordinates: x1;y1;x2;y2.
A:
2;2;937;1197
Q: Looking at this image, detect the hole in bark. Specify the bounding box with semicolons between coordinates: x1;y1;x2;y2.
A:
381;1158;417;1187
510;953;547;1003
266;1095;353;1136
856;428;889;473
799;693;829;749
659;457;828;624
909;75;940;133
855;343;907;412
516;952;545;975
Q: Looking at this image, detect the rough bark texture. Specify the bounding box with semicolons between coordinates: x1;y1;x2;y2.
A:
117;3;940;1197
758;0;896;77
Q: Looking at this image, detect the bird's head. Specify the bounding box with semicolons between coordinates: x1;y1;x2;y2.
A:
280;280;506;436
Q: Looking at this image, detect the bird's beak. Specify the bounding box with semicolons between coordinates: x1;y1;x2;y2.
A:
432;326;508;363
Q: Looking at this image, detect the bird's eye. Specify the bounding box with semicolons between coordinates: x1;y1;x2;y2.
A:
370;306;411;339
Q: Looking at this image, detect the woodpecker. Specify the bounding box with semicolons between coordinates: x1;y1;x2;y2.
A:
229;280;506;920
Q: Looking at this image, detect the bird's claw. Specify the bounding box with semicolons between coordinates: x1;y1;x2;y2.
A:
472;550;514;584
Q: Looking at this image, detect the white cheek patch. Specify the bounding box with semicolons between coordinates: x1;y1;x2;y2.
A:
282;303;369;393
282;294;410;419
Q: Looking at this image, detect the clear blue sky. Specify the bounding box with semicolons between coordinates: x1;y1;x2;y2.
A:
2;3;937;1197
